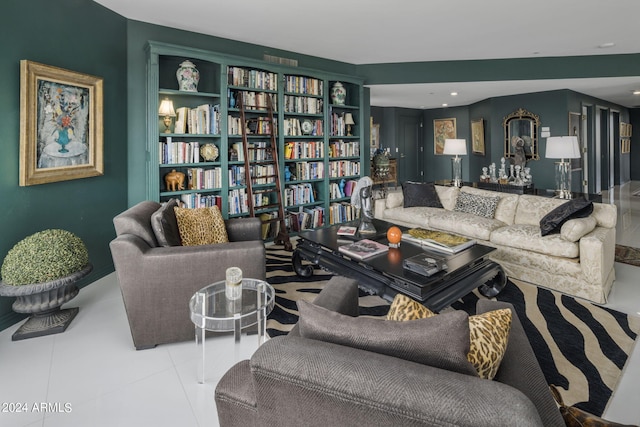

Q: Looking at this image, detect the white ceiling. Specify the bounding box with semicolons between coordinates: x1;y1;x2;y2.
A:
94;0;640;109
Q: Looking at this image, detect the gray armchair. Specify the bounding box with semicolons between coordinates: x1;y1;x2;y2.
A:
110;201;265;350
215;276;565;427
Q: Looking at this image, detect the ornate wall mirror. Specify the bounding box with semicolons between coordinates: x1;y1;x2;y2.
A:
503;108;540;161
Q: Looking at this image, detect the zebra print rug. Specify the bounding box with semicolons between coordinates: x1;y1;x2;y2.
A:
265;244;640;417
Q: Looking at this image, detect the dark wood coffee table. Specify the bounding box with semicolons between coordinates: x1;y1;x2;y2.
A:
292;219;506;312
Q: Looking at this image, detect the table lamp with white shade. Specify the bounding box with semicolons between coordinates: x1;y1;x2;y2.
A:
545;136;580;199
443;138;467;187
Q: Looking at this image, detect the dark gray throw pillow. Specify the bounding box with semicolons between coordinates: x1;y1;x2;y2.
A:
539;198;594;236
150;199;182;246
402;181;443;208
297;300;477;377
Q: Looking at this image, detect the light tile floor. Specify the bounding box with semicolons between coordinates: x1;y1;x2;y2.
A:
1;182;639;427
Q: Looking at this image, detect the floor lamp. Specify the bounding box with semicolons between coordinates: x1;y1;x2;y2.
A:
545;136;580;199
443;139;467;187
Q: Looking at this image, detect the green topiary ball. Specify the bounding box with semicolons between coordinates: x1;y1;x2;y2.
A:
1;229;89;286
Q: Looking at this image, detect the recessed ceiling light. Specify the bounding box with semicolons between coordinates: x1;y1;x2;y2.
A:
450;92;458;96
633;90;640;96
442;103;448;107
598;42;615;49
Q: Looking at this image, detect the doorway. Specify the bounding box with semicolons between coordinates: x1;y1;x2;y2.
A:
396;114;422;183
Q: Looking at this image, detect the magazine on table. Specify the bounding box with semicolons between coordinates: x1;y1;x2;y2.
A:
338;239;389;260
401;228;475;254
336;225;357;236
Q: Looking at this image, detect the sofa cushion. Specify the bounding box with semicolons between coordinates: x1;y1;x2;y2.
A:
386;294;512;380
112;200;162;248
297;299;478;377
514;195;568;226
150;199;181;247
382;206;436;229
428;210;506;241
539;198;594;236
491;224;580;258
434;185;460;211
461;187;520;225
174;206;229;246
454;192;500;218
385;190;404;209
401;181;443;208
560;216;597;242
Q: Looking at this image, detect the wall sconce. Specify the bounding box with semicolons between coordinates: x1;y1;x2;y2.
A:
344;113;355;136
158;98;176;133
443;138;467;187
545;136;580;199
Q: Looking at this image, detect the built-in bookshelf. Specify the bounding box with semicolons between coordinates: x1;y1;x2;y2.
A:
146;42;364;232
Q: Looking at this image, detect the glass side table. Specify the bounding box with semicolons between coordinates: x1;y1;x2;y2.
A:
189;278;275;384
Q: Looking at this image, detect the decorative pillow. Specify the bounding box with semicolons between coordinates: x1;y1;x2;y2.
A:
297;300;477;376
560;216;597;242
174;206;229;246
150;199;181;247
454;192;500;218
401;181;443;209
540;198;594;236
386;294;512;380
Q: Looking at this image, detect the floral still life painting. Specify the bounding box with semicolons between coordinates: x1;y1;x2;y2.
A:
20;60;103;186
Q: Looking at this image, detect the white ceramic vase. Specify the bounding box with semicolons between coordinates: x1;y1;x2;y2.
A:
330;81;346;105
176;60;200;92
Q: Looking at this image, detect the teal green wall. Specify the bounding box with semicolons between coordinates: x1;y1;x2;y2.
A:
0;0;128;330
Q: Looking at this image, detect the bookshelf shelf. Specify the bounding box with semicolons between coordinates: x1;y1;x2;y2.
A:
146;41;364;228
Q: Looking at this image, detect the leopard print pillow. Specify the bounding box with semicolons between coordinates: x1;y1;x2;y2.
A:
387;294;512;380
174;206;228;246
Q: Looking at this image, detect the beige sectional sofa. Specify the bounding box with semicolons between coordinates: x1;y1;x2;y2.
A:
375;185;617;304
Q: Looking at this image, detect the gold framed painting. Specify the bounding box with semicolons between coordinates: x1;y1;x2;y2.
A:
20;60;103;186
433;118;456;155
471;118;485;155
370;121;380;150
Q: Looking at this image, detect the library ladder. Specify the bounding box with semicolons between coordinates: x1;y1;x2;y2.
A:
238;94;292;251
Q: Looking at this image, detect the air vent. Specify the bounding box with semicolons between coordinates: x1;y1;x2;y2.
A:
263;54;298;67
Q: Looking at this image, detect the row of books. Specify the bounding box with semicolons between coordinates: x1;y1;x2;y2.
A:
174;104;220;135
258;212;282;240
228;189;249;215
329;160;360;178
227;66;277;90
284;141;324;160
283;95;323;114
185;167;222;190
160;139;203;164
330;112;352;137
230;90;277;111
246;141;273;162
329;202;360;225
228;116;275;135
284;183;316;206
229;165;246;187
329;140;360;158
288;161;324;181
329;179;358;199
179;194;223;209
287;206;325;231
283;118;323;136
284;75;323;95
248;164;276;185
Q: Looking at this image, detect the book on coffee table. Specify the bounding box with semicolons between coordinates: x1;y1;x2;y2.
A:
401;228;475;254
336;225;357;236
338;239;389;260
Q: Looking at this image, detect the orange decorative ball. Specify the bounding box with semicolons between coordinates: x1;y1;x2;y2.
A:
387;226;402;247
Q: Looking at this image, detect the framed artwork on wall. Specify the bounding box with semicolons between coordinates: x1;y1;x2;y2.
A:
433;118;456;155
568;112;582;171
471;118;485;155
370;120;380;150
19;60;104;186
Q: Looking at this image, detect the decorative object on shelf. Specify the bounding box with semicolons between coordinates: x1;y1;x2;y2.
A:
373;148;390;179
158;98;176;133
443;139;467;187
471;118;485;155
176;60;200;92
164;169;186;191
351;176;376;234
546;136;580;199
225;267;243;300
0;229;92;341
284;166;292;182
200;143;219;162
433;118;457;155
301;119;313;135
330;81;346;105
387;226;402;248
344;113;355;136
19;60;104;186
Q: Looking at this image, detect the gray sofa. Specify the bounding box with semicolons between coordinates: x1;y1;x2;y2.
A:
215;276;565;427
375;185;617;303
109;201;266;350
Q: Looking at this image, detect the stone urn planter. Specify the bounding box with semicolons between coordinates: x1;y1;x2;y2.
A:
0;229;91;341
